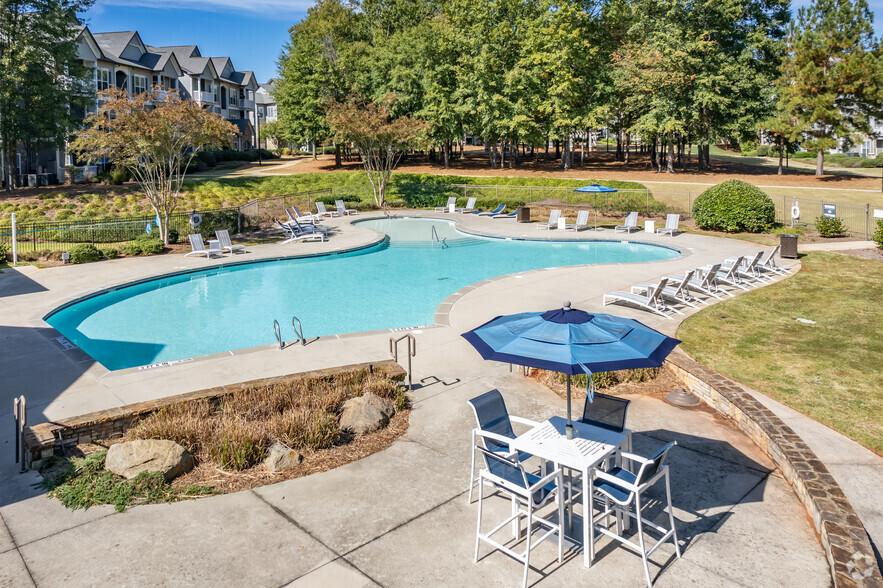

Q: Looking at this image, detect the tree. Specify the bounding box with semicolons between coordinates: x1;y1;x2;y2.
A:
0;0;95;189
759;104;805;175
780;0;883;176
325;95;427;206
259;120;287;156
71;88;236;244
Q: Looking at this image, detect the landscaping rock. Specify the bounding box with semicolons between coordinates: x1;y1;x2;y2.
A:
105;439;194;482
264;441;302;472
340;393;395;435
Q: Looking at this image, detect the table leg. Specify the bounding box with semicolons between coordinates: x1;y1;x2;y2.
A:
583;467;592;568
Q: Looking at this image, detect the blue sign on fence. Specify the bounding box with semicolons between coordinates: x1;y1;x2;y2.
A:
822;204;836;218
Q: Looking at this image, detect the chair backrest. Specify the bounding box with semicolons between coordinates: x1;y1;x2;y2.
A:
464;197;476;209
548;209;561;224
625;211;638;226
671;269;694;297
275;219;293;236
316;201;328;213
745;250;764;269
761;245;780;266
446;196;456;206
188;234;205;251
491;204;504;214
286;208;297;222
648;277;668;301
216;229;232;247
635;441;676;487
699;263;721;287
722;256;743;279
581;392;630;433
335;199;344;208
467;390;515;453
666;213;679;229
576;210;589;225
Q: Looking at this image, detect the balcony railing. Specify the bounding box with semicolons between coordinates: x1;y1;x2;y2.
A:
192;90;216;104
241;98;255;109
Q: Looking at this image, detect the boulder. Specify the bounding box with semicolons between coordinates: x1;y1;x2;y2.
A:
105;439;194;482
339;393;395;435
264;441;303;473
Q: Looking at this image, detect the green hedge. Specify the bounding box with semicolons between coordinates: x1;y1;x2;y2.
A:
874;219;883;249
68;244;101;264
692;180;775;233
815;216;846;237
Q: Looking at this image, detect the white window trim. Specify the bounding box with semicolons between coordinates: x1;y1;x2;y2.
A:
133;74;147;95
96;68;111;91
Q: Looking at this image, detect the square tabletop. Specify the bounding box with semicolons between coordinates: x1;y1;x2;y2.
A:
510;416;627;472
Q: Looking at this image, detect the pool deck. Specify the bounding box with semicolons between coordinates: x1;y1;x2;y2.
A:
0;210;874;586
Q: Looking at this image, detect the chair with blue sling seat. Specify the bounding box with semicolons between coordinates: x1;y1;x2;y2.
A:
578;392;632;454
467;390;541;503
477;204;505;216
474;446;566;588
590;441;681;587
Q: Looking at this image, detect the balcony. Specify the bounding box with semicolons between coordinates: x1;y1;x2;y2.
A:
192;90;216;104
241;98;254;109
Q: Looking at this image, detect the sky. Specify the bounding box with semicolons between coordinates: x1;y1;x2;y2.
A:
83;0;883;85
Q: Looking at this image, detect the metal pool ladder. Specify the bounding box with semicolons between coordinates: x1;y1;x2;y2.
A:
274;316;306;349
390;333;416;391
431;226;448;249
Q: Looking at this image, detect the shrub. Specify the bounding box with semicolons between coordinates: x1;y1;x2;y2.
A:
281;147;291;156
792;151;815;159
755;145;769;157
194;209;241;241
859;158;880;168
120;242;142;256
68;243;101;264
815;216;846;237
54;209;75;221
167;227;180;244
108;167;129;185
874;219;883;249
99;247;118;259
692;180;775;233
0;242;9;261
134;233;164;254
196;150;217;168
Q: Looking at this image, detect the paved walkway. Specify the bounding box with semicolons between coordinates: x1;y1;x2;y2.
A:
0;211;870;586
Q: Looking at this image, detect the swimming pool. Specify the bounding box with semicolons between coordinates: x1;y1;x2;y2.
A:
45;218;679;370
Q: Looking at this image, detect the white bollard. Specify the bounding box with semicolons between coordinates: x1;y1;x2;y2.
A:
10;212;17;265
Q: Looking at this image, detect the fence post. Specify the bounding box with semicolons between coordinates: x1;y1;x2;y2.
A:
867;204;870;241
90;220;95;246
32;223;36;250
10;213;17;265
237;207;242;234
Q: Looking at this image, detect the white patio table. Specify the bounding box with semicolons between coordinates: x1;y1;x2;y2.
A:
509;415;627;568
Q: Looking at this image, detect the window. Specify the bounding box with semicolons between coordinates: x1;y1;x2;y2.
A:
212;84;218;103
96;68;111;91
229;89;237;106
133;75;147;94
269;105;277;119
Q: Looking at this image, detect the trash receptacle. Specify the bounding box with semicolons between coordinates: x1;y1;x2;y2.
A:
780;233;798;258
516;206;531;223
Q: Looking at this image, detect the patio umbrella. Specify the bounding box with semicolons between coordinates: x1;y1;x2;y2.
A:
574;184;618;230
462;302;680;438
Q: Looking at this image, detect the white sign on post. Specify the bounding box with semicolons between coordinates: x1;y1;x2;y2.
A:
874;209;883;219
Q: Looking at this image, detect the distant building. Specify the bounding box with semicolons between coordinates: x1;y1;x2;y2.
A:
254;80;278;150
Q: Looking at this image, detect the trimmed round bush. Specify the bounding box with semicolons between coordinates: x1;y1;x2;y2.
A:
692;180;775;233
68;244;101;264
99;247;118;259
755;145;769;157
815;216;846;237
874;219;883;249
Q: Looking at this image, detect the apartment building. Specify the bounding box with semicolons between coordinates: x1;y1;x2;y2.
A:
15;26;261;184
253;80;278;150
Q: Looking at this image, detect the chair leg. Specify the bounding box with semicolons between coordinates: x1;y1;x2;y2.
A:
512;497;522;540
468;431;476;503
523;508;532;588
557;488;565;563
666;471;681;558
474;478;484;564
635;494;652;588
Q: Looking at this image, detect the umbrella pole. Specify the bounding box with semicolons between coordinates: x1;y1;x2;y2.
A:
566;374;574;439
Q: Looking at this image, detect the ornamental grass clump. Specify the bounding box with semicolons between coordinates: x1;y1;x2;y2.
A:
128;367;401;471
692;180;775;233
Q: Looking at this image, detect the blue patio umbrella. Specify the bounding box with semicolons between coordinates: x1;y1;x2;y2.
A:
462;301;680;438
574;183;618;230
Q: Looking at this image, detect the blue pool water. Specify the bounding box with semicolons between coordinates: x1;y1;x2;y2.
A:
46;218;679;370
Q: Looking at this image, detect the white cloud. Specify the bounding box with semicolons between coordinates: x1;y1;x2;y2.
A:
97;0;313;17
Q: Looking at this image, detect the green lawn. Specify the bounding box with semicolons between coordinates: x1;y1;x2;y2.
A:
677;252;883;454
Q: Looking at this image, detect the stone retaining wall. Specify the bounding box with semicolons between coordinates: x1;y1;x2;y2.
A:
23;360;406;470
665;349;882;587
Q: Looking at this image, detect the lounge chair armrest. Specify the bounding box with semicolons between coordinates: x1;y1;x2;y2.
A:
509;416;540;428
630;282;655;294
619;451;652;465
475;429;516;447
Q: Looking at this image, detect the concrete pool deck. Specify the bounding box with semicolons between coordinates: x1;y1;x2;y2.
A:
0;210;874;586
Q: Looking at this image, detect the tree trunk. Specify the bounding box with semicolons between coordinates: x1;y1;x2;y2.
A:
778;138;784;175
650;137;657;168
443;140;450;169
555;140;560;160
545;137;549;157
666;137;674;173
334;143;341;168
683;143;690;172
816;149;824;176
312;143;317;160
624;132;631;164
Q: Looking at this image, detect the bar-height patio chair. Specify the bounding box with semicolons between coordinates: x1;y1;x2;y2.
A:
477;204;505;216
631;269;701;310
656;214;680;236
603;278;679;319
565;210;590;231
615;212;640;233
275;219;324;243
537;209;561;230
474;445;566;588
467;390;541;503
456;197;477;213
185;234;222;258
579;392;632;452
667;263;727;301
335;199;358;215
215;230;246;254
590;441;681;587
435;196;457;212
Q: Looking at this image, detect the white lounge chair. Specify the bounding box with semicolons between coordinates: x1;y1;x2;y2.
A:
185;234;222;258
335;200;357;215
456;197;477;213
491;210;517;219
435;197;457;212
275;219;324;243
477;204;505;216
657;214;680;236
289;218;329;236
720;252;768;287
603;278;676;319
290;206;321;224
565;210;590;231
667;263;727;301
615;212;640;233
537;209;561;230
315;201;336;218
709;256;753;291
215;230;245;254
632;270;699;309
757;245;790;276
